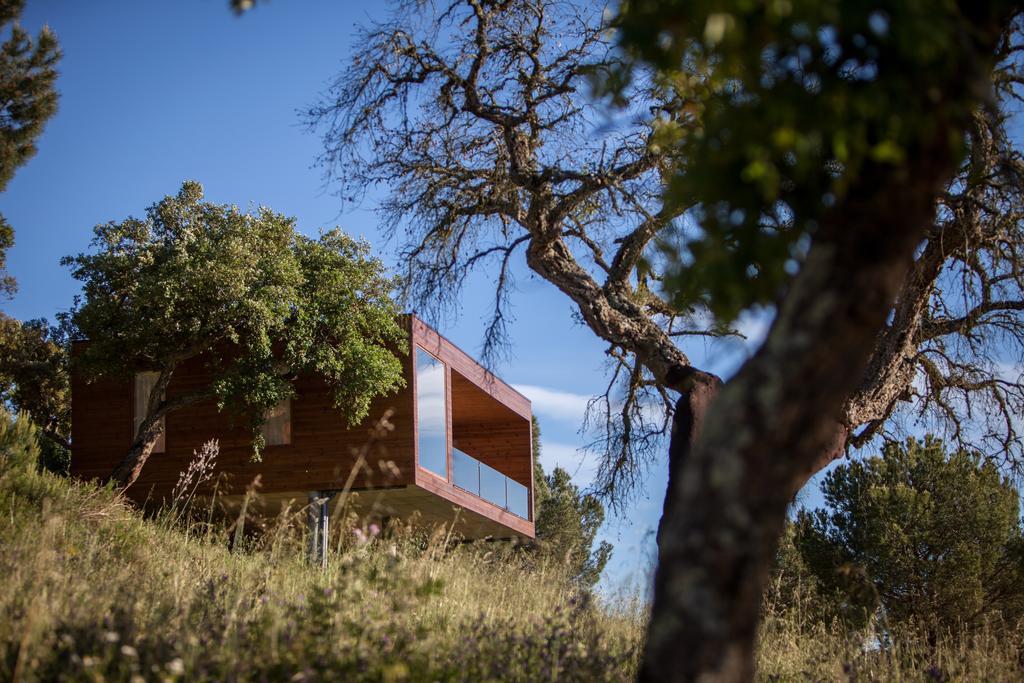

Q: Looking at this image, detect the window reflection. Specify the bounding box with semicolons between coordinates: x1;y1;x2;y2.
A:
416;348;447;478
261;398;291;446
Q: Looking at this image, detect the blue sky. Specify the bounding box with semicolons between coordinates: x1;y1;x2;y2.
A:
2;0;828;593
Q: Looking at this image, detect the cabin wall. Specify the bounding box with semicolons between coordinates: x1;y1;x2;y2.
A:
70;339;416;502
70;315;534;537
70;369;133;481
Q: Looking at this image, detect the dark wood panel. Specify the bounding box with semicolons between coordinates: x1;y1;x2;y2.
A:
70;330;416;502
70;350;133;481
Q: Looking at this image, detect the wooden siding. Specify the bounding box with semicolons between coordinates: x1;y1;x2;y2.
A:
71;329;417;502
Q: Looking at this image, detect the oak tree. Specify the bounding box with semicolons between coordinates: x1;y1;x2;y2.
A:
63;181;406;489
307;0;1020;678
618;1;1020;679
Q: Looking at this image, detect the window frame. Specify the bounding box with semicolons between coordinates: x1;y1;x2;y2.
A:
260;397;292;447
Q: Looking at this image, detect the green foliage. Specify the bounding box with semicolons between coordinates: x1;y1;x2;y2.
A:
531;418;613;588
0;314;69;445
0;0;58;191
0;408;39;474
531;416;549;511
0;317;70;475
764;522;849;629
62;181;406;457
614;0;1009;320
793;436;1024;634
0;214;12;298
0;0;60;297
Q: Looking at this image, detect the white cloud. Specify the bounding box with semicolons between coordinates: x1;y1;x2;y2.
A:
537;439;597;483
513;383;592;424
515;382;673;437
996;361;1022;383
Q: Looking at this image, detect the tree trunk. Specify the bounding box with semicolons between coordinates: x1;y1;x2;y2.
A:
108;412;165;489
107;366;212;490
655;367;722;548
640;8;1007;667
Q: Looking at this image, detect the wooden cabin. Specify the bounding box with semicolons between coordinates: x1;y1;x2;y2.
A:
70;316;535;543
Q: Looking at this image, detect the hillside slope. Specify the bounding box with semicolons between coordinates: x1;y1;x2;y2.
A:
4;412;1023;681
0;414;641;682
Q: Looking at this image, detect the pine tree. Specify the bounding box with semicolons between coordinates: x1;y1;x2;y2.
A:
794;437;1024;635
530;416;613;588
0;0;60;297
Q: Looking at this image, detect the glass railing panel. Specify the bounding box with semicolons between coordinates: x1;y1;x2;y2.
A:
506;478;529;519
479;461;507;509
450;446;530;520
452;447;480;496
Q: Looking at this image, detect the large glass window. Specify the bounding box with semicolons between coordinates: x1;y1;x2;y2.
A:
416;348;447;478
479;461;506;508
506;479;529;519
134;371;165;453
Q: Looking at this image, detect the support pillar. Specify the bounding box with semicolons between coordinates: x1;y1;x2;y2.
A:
307;491;334;569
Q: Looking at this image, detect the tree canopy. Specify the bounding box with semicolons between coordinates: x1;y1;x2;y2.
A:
0;315;68;451
307;0;1024;509
63;181;406;488
794;437;1024;635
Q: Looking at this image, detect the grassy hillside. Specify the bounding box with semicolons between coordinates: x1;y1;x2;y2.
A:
0;415;642;682
2;413;1023;681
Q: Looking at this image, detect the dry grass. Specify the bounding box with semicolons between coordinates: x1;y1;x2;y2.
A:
2;413;1022;681
757;566;1024;681
0;417;641;682
757;611;1024;681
